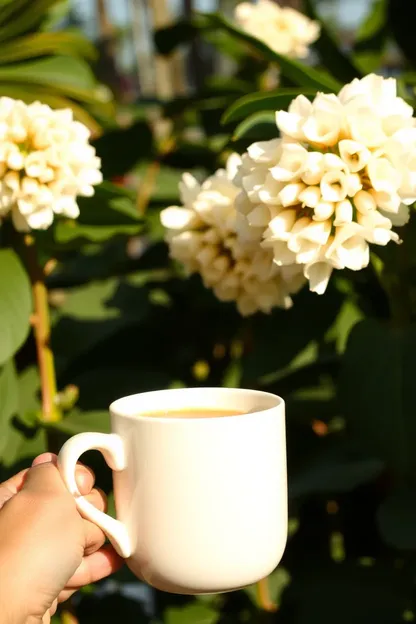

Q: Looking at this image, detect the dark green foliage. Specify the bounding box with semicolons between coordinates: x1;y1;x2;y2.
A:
5;0;416;622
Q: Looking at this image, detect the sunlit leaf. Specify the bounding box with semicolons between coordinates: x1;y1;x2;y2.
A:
0;249;31;366
233;110;276;140
223;88;317;124
0;359;18;456
199;12;341;92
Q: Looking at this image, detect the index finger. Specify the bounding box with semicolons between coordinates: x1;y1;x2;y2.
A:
0;468;29;510
32;452;95;496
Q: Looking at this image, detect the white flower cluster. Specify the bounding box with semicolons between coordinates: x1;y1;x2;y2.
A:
160;155;305;316
0;98;102;231
235;0;320;59
235;74;416;294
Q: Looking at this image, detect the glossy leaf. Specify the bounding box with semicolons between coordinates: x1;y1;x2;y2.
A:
0;360;18;456
233;111;276;140
223;88;317;125
52;410;110;435
156;12;341;92
243;285;344;382
93;119;154;179
0;364;45;476
0;249;31;366
199;13;341;92
50;183;144;246
0;0;62;42
0;31;96;64
165;603;219;624
377;487;416;550
52;280;120;321
0;55;96;89
339;320;416;479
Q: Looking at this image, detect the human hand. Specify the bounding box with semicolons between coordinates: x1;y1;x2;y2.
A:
0;453;123;623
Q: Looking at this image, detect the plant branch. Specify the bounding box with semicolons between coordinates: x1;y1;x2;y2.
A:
23;235;61;423
136;134;176;215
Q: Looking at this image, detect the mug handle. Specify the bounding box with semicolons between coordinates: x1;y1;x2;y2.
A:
58;432;132;558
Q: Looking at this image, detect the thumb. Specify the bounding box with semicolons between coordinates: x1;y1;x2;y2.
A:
22;461;69;498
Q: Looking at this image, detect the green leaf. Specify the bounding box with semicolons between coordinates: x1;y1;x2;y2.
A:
377;488;416;550
0;427;46;476
338;320;416;479
303;0;361;82
50;183;144;246
51;277;152;374
0;249;31;366
0;364;45;478
165;603;219;624
53;222;142;246
222;88;317;125
0;31;96;64
353;0;388;73
140;165;182;204
204;28;253;61
200;13;341;92
78;183;142;226
76;592;151;623
325;297;365;354
0;359;18;456
0;55;96;89
233;111;276;141
53;280;120;321
0;0;58;42
242;285;344;382
156;12;340;91
289;441;383;499
41;0;69;30
279;560;410;623
93;119;154;179
51;410;110;435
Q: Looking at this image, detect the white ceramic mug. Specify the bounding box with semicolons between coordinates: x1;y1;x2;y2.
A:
58;387;287;595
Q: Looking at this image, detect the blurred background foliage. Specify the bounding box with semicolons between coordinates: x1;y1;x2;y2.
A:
3;0;416;622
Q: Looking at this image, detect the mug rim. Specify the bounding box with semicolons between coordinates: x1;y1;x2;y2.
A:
109;387;283;423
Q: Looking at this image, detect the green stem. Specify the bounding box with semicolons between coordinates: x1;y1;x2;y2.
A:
23;235;61;423
22;236;76;623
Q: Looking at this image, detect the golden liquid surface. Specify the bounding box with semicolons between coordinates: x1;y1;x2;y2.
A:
141;408;245;419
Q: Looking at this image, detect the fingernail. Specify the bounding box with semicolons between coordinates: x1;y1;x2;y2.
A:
32;453;57;467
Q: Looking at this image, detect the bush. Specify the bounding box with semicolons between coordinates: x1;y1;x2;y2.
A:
3;0;416;622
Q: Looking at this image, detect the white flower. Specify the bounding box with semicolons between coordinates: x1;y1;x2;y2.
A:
0;98;102;231
235;74;416;295
234;0;320;59
161;155;305;315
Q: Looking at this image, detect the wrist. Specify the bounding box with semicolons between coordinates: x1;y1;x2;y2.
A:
0;591;29;624
0;563;40;624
